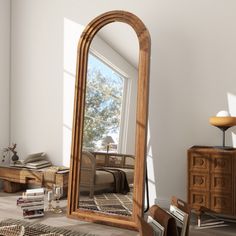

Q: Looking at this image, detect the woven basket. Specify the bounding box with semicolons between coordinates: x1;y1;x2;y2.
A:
0;219;95;236
40;234;63;236
0;224;25;236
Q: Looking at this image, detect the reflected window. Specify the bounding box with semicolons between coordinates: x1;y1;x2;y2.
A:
83;53;126;152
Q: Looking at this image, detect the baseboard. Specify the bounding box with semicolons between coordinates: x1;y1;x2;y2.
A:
154;198;169;209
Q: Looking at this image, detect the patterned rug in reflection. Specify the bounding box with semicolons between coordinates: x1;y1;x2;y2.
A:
79;190;133;216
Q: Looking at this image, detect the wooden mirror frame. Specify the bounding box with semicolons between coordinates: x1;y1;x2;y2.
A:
67;10;151;230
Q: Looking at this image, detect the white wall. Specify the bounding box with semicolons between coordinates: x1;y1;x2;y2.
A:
11;0;63;164
11;0;236;206
0;0;10;160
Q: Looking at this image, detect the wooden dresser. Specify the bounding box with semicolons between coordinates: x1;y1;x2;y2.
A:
188;146;236;215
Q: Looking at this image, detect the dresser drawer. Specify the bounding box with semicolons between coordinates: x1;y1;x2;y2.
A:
211;194;233;215
211;173;232;193
211;155;232;173
189;172;209;191
189;153;210;172
189;191;209;209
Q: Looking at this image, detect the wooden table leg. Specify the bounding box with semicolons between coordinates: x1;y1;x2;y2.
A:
2;180;26;193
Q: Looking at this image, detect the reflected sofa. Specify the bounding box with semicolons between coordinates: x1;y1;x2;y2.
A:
80;151;135;198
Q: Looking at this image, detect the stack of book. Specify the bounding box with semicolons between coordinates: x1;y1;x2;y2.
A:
24;160;51;169
12;152;52;169
195;206;229;229
46;166;70;174
17;188;45;219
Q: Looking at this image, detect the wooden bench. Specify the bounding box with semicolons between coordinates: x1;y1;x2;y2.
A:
0;165;69;197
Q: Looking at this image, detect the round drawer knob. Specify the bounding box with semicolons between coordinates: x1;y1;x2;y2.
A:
196;196;203;203
195;176;204;185
196;158;204;166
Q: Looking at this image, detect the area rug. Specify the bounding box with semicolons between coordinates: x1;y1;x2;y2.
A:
0;219;96;236
79;190;133;216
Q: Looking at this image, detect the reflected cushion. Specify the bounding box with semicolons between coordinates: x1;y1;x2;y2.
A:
95;170;114;184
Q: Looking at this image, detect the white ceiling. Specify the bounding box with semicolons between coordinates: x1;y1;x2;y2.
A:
97;22;139;69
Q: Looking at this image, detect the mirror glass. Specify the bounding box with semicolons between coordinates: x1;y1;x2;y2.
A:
77;22;139;217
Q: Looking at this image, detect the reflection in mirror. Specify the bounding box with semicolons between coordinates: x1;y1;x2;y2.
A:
78;22;139;217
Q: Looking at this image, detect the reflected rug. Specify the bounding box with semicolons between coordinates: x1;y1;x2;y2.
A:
0;219;96;236
79;190;133;216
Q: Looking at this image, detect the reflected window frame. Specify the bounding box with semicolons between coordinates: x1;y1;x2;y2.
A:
86;49;130;153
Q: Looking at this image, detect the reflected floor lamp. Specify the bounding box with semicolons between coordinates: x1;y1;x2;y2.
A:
102;136;115;153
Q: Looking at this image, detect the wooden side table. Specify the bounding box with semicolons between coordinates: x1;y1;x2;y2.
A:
188;146;236;216
0;165;69;197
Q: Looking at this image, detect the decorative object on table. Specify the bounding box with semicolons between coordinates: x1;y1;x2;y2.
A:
52;184;63;214
17;188;45;219
3;143;20;164
209;110;236;149
102;136;115;153
46;190;54;212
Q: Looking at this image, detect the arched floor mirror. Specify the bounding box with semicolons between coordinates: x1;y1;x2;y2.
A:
67;10;151;230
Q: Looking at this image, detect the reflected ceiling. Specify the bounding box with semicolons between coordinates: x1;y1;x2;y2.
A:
98;23;139;69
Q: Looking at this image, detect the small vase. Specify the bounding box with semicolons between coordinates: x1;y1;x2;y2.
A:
12;154;19;163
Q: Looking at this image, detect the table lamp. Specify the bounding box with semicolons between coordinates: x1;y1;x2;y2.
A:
209;110;236;149
102;136;115;153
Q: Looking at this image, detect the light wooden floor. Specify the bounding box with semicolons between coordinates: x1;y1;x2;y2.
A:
1;191;236;236
0;191;138;236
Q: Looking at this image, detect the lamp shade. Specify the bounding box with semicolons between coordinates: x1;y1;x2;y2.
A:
209;115;236;148
216;110;231;117
209;116;236;128
102;136;115;145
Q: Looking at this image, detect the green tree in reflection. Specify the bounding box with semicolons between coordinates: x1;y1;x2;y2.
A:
83;64;124;150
